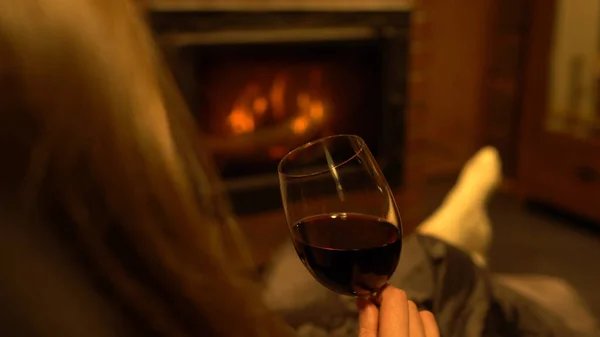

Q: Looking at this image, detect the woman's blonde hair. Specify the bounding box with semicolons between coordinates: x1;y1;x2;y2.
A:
0;0;290;336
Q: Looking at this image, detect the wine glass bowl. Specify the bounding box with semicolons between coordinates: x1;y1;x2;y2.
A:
278;135;402;297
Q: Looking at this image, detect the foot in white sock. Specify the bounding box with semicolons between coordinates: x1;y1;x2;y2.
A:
417;146;502;267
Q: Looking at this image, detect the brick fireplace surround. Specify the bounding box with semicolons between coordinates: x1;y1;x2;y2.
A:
149;0;428;268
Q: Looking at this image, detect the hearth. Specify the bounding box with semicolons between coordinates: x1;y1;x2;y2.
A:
150;6;410;213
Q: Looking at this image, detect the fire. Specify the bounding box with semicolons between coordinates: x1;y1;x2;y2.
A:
252;97;268;116
292;116;309;134
224;68;328;139
227;107;255;134
297;93;310;109
309;101;324;120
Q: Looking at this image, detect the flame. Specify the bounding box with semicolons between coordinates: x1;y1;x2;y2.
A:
252;97;268;116
227;107;255;134
224;68;328;139
297;93;310;109
309;101;324;120
291;116;309;134
270;73;287;120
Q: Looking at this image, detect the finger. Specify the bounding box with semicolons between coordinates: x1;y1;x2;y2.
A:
419;310;440;337
377;286;409;337
357;298;379;337
408;301;426;337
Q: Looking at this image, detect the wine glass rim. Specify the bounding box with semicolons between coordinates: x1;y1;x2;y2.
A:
278;134;365;178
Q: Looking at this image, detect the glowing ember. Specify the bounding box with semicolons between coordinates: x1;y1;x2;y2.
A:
297;93;311;109
223;67;328;138
309;101;324;120
227;107;255;134
252;97;268;116
292;116;309;134
270;73;287;121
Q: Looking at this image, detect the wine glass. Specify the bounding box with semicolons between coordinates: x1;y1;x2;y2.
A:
278;134;402;298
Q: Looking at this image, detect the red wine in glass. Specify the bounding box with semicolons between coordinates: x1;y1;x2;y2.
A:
292;213;402;296
279;135;403;298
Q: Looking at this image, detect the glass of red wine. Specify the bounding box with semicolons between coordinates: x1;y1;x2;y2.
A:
278;134;402;298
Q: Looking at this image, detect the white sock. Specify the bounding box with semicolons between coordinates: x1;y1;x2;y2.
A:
417;146;502;267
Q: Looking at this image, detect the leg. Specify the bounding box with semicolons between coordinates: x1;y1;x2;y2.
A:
263;146;580;336
388;234;493;337
262;146;503;336
417;146;501;267
262;234;494;337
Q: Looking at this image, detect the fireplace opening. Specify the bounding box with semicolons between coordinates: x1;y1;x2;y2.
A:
152;10;409;213
177;40;383;180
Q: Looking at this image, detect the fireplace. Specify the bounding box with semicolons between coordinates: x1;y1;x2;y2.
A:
150;6;410;213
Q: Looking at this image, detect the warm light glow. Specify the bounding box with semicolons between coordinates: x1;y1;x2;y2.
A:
224;67;329;136
309;101;324;120
252;97;268;116
227;107;255;134
270;73;287;120
297;93;310;109
268;146;288;159
292;116;309;134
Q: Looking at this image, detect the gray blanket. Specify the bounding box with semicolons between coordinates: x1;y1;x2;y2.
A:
263;235;597;337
